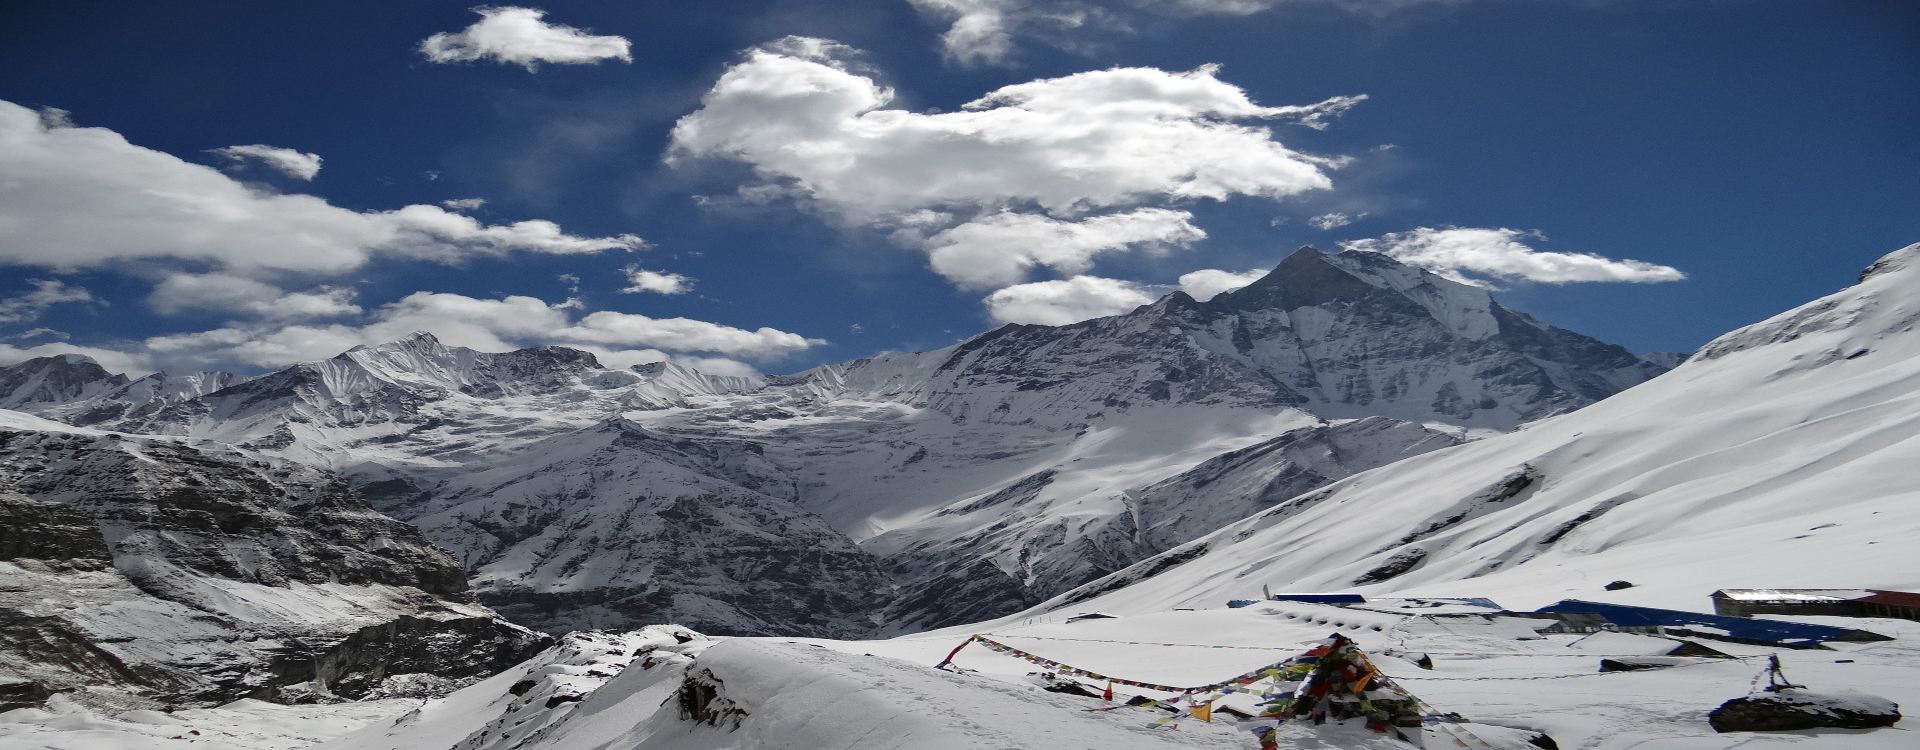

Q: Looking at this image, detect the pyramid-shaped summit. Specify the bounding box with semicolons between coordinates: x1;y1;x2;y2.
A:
824;246;1665;431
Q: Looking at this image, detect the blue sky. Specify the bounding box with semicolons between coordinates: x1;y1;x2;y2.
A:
1;0;1915;376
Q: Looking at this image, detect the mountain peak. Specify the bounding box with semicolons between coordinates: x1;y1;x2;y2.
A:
1207;244;1381;312
364;331;444;352
1861;241;1920;282
1280;244;1327;264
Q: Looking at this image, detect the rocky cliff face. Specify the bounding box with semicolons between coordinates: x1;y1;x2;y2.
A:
0;417;547;711
404;419;893;637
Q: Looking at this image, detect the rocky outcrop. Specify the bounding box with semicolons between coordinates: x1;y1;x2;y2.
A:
1709;689;1901;732
0;423;546;710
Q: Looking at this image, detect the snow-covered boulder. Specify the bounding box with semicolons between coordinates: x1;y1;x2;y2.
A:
1708;689;1901;732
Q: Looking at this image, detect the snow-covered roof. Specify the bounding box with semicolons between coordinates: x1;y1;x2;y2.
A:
1711;588;1872;603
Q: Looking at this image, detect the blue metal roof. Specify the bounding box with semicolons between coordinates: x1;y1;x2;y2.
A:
1536;599;1868;647
1269;593;1367;604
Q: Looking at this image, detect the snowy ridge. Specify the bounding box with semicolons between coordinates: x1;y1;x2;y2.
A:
0;354;129;410
1013;242;1920;620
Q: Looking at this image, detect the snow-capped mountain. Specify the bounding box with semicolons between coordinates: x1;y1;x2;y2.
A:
0;354;128;410
1019;241;1920;621
802;247;1664;431
0;411;546;711
0;354;244;423
1;247;1672;635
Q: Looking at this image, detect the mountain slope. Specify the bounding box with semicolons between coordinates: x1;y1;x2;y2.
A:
8;247;1673;635
0;354;128;410
0;411;546;711
1023;242;1920;619
403;419;892;636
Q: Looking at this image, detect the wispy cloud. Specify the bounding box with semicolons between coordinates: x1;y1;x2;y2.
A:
207;144;323;180
0;279;96;325
1341;227;1686;286
1308;211;1367;230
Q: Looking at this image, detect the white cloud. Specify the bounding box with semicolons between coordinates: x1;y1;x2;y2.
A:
924;208;1204;289
671;39;1359;291
619;266;694;295
207;144;323;180
1165;0;1466;16
147;273;360;321
910;0;1018;65
0;340;152;376
670;42;1355;219
908;0;1112;67
984;275;1157;325
141;292;823;371
0;279;96;324
1;328;68;342
561;309;820;358
1176;267;1267;301
420;7;632;70
0;101;643;274
1340;227;1687;285
441;197;487;211
1308;211;1366;230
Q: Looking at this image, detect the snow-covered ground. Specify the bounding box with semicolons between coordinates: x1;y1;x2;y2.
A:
4;246;1915;748
10;604;1907;749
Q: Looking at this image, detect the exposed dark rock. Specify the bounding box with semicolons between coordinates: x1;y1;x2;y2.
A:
677;668;747;729
0;492;110;563
0;425;541;710
1355;548;1428;585
1605;580;1635;591
1709;689;1901;732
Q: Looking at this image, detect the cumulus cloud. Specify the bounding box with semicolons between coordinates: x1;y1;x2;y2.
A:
671;42;1355;219
1176;267;1267;301
984;275;1157;325
207;144;323;180
0;279;96;325
1308;211;1365;230
1341;227;1687;286
146;273;360;321
0;340;152;376
619;266;694;295
441;197;487;211
923;208;1204;289
419;6;632;70
0;101;643;274
672;39;1360;297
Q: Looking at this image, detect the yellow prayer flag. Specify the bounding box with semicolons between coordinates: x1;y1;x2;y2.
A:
1192;703;1213;723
